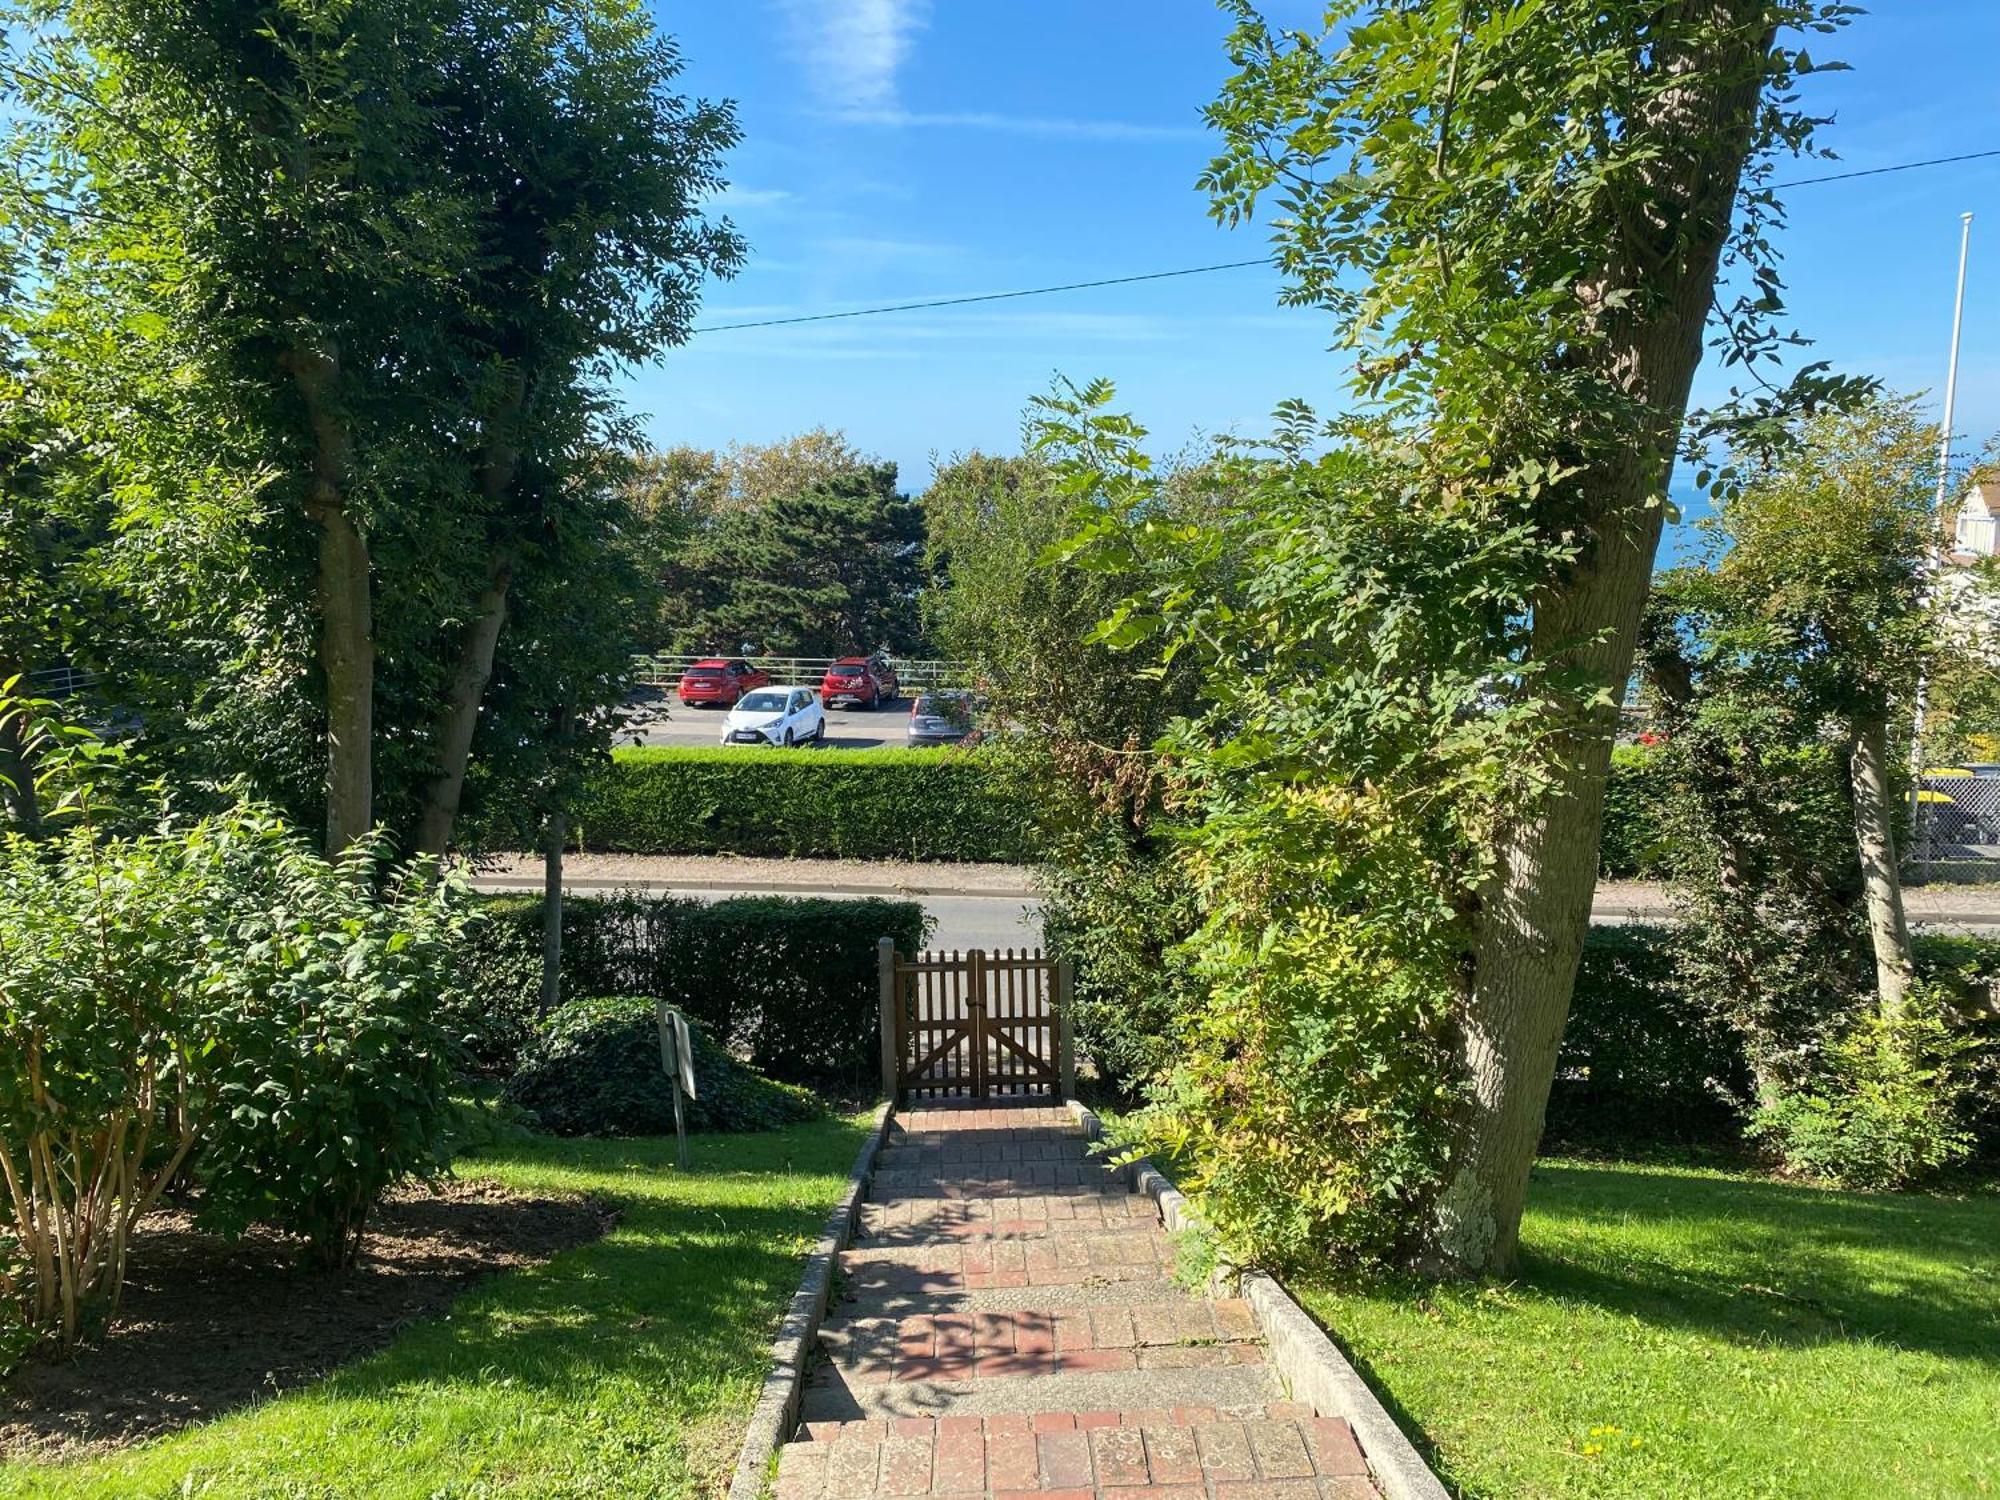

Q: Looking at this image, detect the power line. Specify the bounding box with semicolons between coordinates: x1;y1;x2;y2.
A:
691;147;2000;336
691;259;1270;333
1769;148;2000;188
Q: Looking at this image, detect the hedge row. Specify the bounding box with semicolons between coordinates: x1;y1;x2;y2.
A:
573;745;1689;873
1597;742;1859;880
468;891;929;1085
1550;924;2000;1152
573;746;1029;862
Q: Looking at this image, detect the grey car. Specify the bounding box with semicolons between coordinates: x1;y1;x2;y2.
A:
907;691;977;748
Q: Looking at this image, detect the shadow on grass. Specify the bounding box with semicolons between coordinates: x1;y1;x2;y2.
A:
1512;1161;2000;1366
1294;1160;2000;1500
301;1119;874;1406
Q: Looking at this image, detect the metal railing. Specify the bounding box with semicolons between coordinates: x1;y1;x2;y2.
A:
629;654;975;692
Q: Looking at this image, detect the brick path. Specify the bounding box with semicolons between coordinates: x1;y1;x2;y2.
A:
778;1102;1384;1498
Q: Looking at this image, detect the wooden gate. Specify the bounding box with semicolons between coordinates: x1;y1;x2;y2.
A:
877;944;1075;1101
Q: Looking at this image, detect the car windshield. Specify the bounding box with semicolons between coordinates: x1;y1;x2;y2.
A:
685;669;721;679
916;696;968;718
737;691;787;712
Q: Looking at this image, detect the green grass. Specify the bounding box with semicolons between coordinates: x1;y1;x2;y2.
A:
1298;1158;2000;1500
1;1115;872;1499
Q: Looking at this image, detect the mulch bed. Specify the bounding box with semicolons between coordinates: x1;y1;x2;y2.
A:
1;1178;616;1458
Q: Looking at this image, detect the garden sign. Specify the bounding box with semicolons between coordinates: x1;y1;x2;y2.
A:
655;1003;697;1169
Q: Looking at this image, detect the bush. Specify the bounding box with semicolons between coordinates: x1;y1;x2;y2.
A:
1551;926;2000;1163
572;745;1029;861
1598;745;1666;878
1038;824;1200;1095
1747;996;1977;1189
1547;924;1753;1147
467;892;929;1085
187;841;471;1268
2;793;473;1358
1599;740;1859;882
504;996;822;1136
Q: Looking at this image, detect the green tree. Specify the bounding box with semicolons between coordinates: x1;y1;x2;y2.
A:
1201;0;1859;1273
1710;398;1937;1011
923;446;1205;1088
1638;398;1960;1102
13;0;741;855
672;464;927;657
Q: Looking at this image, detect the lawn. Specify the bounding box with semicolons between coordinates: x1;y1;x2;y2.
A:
0;1114;871;1499
1299;1158;2000;1500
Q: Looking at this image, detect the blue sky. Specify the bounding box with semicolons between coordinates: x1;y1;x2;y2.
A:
632;0;2000;538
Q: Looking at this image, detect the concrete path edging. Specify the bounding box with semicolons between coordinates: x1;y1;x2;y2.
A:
727;1102;894;1500
1067;1100;1452;1500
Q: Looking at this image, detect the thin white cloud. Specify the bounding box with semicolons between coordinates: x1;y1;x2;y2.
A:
779;0;930;109
835;107;1204;143
711;185;794;210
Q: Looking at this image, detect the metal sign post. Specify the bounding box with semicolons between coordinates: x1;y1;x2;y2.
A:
655;1003;697;1170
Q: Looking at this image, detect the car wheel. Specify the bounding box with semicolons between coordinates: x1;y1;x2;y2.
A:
783;728;795;748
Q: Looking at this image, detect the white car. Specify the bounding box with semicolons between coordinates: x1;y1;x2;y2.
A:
719;686;825;748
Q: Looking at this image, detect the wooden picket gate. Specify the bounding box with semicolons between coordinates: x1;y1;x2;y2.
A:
877;942;1075;1101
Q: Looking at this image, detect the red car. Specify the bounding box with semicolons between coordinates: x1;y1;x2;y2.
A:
820;655;900;709
677;658;768;707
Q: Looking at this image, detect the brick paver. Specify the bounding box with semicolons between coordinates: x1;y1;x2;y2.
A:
782;1101;1382;1498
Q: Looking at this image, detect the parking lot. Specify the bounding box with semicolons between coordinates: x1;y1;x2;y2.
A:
626;697;917;751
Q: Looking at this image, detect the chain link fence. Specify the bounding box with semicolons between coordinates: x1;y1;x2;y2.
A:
1910;771;2000;881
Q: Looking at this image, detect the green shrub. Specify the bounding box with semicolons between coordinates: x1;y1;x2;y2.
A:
504;995;822;1136
187;842;472;1268
467;892;928;1084
2;793;473;1361
1598;745;1666;878
1747;995;1977;1189
1548;924;1754;1147
572;745;1029;861
1598;740;1858;883
1038;824;1200;1095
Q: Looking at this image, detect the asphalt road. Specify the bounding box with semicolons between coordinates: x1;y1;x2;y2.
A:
471;877;1044;951
626;698;915;751
476;873;2000;956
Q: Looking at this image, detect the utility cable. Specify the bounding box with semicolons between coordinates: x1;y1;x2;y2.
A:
690;147;2000;335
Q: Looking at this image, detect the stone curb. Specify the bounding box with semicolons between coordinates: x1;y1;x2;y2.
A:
468;875;1040;900
1066;1100;1451;1500
726;1101;894;1500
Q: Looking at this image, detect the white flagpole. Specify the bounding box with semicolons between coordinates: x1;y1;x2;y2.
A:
1908;211;1975;850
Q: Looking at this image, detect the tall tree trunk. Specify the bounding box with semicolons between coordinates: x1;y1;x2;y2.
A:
413;374;528;858
541;808;565;1016
1427;2;1777;1276
1849;712;1915;1016
283;345;372;856
413;552;514;856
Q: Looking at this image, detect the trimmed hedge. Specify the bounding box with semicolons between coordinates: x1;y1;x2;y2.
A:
468;892;929;1085
1546;923;1753;1148
1598;746;1666;879
1551;924;2000;1155
504;996;821;1136
571;746;1029;861
569;743;1685;875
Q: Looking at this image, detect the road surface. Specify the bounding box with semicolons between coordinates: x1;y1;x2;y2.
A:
470;862;2000;956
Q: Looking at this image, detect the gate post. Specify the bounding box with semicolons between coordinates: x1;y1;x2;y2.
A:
877;937;899;1103
967;949;988;1098
1055;957;1077;1101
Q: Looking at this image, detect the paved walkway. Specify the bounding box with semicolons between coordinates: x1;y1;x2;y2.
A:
778;1102;1382;1498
